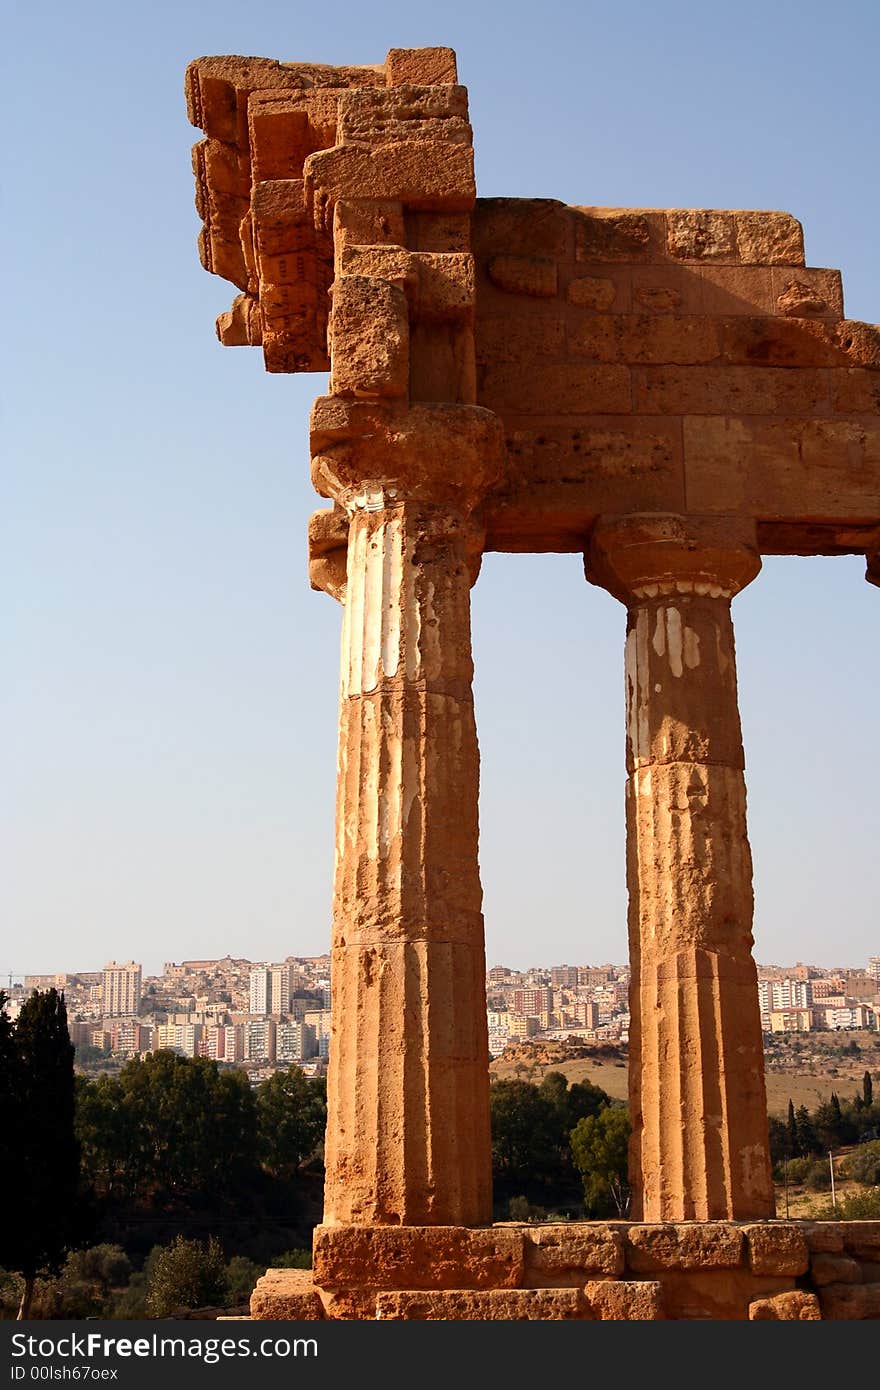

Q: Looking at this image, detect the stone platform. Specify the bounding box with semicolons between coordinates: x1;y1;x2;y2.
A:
249;1221;880;1320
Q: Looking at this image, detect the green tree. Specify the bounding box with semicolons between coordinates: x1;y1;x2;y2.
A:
489;1079;560;1187
79;1052;260;1202
787;1099;798;1156
256;1066;326;1181
224;1255;263;1305
768;1115;793;1165
794;1104;820;1157
3;989;82;1318
847;1140;880;1187
145;1236;228;1317
570;1105;631;1216
864;1071;874;1108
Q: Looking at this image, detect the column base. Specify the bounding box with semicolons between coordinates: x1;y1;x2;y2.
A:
247;1220;880;1320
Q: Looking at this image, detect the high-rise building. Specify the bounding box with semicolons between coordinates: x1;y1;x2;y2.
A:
249;967;271;1015
270;964;293;1014
244;1018;276;1062
277;1021;317;1063
249;964;292;1015
513;986;553;1016
102;961;142;1017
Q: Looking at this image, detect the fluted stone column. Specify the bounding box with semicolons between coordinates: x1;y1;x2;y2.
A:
312;399;502;1226
587;513;774;1222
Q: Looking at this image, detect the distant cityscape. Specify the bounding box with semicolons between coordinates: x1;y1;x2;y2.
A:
4;952;879;1081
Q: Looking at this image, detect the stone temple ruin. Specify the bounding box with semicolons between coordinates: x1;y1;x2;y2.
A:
186;47;880;1319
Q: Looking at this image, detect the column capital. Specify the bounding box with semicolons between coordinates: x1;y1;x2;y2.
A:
310;397;505;515
585;513;761;605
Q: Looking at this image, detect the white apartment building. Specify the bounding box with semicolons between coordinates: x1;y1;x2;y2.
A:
277;1021;317;1064
102;961;142;1017
249;964;293;1015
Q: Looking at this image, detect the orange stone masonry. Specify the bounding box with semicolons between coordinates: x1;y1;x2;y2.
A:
184;44;880;1318
587;514;773;1221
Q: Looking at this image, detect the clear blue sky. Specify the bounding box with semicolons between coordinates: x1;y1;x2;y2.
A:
4;0;878;978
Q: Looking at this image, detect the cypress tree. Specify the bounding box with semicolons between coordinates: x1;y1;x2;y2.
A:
864;1070;873;1108
3;989;82;1318
787;1098;798;1155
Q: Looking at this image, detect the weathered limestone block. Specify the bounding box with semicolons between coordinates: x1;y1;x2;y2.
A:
574;209;664;263
811;1253;862;1286
744;1224;809;1276
732;212;805;266
682;416;880;521
749;1291;821;1320
720;316;844;368
568;314;721;365
634;364;831;416
774;269;844;318
318;1288;380;1320
840;1222;880;1259
480;363;631;415
329;275;409;397
338;246;475;322
833;319;880;367
337;84;471;147
667;211;737;262
385;47;458;87
247;88;339;183
804;1223;846;1254
305;141;475;227
476;315;565;364
250;1270;325;1320
487;255;558;298
308;507;348;602
583;1280;665;1320
376;1288;587;1319
313;1226;525;1290
567;275;618;309
819;1282;880;1320
334;199;406;254
834;367;880;413
523;1224;625;1284
625;1223;744;1273
216;293;262;347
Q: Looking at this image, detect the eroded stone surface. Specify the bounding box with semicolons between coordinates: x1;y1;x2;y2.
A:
819;1282;880;1320
314;1226;524;1290
376;1288;587;1319
625;1223;745;1272
745;1223;810;1276
749;1291;821;1321
583;1280;665;1320
250;1270;325;1320
524;1224;625;1283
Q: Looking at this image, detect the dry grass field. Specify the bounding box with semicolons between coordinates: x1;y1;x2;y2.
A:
490;1031;880;1117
